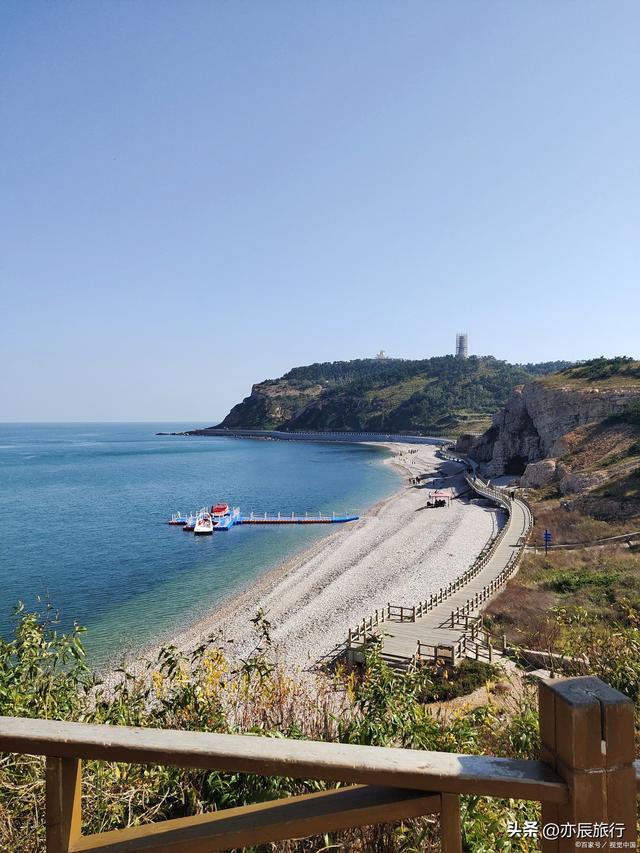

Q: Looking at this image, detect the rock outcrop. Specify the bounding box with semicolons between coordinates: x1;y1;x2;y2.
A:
521;459;557;488
460;379;640;478
559;470;610;495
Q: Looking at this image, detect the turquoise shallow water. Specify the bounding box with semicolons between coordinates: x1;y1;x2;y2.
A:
0;423;400;664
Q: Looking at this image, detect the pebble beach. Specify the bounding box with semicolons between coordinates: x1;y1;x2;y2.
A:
170;443;502;670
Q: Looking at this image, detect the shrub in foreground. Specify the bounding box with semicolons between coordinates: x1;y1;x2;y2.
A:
1;605;546;852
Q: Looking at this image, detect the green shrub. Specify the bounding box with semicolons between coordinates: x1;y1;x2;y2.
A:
424;659;497;702
543;569;618;594
566;357;640;383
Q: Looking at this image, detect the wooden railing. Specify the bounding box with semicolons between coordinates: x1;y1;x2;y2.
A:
388;603;416;622
448;551;523;632
0;676;637;852
528;528;640;551
347;526;507;649
415;639;465;665
409;462;532;667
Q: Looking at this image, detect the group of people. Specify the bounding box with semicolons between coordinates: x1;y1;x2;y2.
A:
425;498;448;509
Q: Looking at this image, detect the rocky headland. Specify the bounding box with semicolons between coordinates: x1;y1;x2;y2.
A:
457;358;640;528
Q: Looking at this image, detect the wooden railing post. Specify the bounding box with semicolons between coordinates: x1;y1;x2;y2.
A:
46;757;81;853
539;676;637;851
440;792;462;852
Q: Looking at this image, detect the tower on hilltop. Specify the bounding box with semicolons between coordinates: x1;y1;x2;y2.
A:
455;333;468;359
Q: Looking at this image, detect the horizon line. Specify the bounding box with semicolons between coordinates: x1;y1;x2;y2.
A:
0;419;219;425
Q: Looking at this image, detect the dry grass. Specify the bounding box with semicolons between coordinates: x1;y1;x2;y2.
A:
557;421;639;471
528;505;637;545
484;546;640;648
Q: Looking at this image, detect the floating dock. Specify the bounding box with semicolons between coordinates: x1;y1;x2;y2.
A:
239;512;359;526
168;507;358;532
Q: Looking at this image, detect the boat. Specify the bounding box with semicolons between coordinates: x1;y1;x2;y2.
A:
211;502;230;517
167;512;188;526
182;514;196;531
194;511;214;535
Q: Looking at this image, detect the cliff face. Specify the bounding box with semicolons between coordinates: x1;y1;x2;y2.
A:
456;360;640;526
219;382;325;430
461;361;640;480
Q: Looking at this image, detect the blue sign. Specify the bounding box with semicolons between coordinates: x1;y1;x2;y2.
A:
544;529;552;553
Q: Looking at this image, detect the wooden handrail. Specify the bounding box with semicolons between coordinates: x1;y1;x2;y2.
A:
70;786;442;853
0;716;567;803
528;529;640;550
2;676;638;852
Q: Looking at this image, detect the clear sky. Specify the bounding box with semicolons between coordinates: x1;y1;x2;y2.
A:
1;1;638;422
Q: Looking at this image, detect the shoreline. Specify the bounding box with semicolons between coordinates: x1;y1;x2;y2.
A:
169;450;403;652
105;443;402;672
113;442;499;676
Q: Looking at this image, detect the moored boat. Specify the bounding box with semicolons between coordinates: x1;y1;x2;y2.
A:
211;502;230;517
194;511;214;535
182;514;196;531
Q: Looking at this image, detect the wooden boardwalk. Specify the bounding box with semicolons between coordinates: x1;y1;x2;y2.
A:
347;459;533;667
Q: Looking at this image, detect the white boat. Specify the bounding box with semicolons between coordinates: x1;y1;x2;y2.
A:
193;511;214;535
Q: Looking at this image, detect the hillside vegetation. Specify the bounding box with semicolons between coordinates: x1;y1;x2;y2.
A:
485;546;640;655
217;356;570;436
540;355;640;389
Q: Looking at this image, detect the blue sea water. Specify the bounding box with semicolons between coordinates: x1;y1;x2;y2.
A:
0;423;400;665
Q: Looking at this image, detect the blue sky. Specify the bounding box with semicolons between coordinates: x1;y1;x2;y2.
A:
1;1;638;421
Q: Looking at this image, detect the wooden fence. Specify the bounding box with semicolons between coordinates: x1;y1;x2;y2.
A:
528;529;640;551
347;522;508;650
0;676;637;852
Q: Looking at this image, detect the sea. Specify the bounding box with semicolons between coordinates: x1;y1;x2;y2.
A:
0;423;400;666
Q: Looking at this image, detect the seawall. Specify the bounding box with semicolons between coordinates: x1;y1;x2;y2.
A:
176;428;452;445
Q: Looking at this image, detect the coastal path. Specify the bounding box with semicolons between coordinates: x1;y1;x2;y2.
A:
346;452;533;668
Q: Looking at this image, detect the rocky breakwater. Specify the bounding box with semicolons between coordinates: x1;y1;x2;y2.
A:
457;377;640;484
